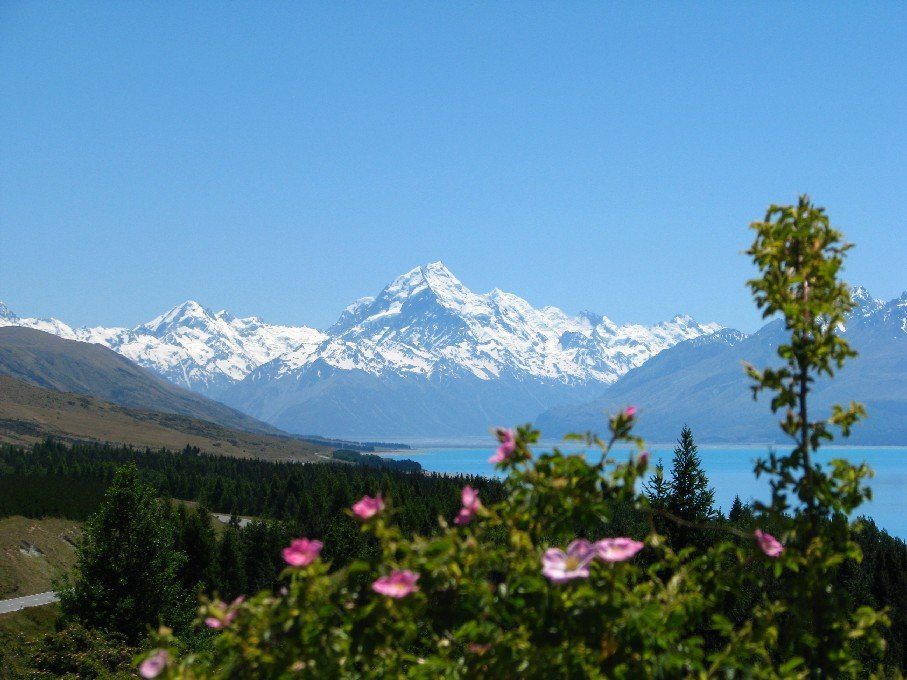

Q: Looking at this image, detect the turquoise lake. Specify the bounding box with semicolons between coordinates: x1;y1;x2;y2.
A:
382;445;907;539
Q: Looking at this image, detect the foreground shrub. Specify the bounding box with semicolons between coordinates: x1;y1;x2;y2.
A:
27;622;137;679
146;197;890;677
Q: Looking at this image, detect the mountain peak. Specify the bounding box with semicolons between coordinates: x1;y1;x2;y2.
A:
0;301;18;322
141;299;216;334
850;285;885;318
382;261;469;301
423;260;452;274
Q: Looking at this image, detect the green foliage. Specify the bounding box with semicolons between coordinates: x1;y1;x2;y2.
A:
56;465;189;643
643;427;717;547
665;426;716;547
24;622;137;679
745;196;885;674
138;197;893;678
0;441;503;548
332;448;423;472
173;504;218;597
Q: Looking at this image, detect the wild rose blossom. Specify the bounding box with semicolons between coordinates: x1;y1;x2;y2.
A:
624;406;637;418
205;596;245;629
352;494;384;519
282;538;323;567
755;529;784;557
454;485;481;525
488;428;516;464
139;649;169;679
595;537;644;562
372;569;420;598
541;539;595;583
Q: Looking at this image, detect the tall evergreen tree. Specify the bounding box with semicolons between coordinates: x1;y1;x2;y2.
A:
642;459;671;536
174;504;218;595
665;425;716;547
57;465;187;643
215;527;246;599
728;495;746;524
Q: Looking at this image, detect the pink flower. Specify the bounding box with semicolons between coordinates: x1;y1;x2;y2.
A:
372;569;420;598
755;529;784;558
489;428;516;464
205;596;245;628
139;649;169;678
595;537;644;562
639;451;650;464
624;406;637;418
454;485;481;525
541;539;595;583
461;485;480;509
454;507;474;525
282;538;323;567
352;494;384;519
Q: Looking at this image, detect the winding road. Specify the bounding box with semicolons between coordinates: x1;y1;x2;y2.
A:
0;591;58;615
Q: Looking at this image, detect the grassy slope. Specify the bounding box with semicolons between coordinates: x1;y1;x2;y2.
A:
0;516;82;599
0;375;331;461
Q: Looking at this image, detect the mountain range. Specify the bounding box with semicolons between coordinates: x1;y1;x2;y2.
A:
536;287;907;444
0;299;324;395
0;262;720;437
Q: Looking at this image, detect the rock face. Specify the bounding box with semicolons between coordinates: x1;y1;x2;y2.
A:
536;289;907;445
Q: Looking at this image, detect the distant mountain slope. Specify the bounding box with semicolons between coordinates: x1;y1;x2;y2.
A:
0;327;285;436
222;262;720;437
0;375;328;461
536;289;907;445
0;300;325;395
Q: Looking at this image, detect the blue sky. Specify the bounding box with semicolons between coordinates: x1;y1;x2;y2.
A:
1;2;905;332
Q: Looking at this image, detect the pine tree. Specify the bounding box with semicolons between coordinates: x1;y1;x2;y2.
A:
642;459;671;536
57;465;187;643
728;495;745;524
174;504;218;594
215;527;246;599
665;426;716;547
643;459;670;509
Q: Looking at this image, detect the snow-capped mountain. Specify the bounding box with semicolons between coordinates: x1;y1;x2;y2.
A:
1;262;721;436
221;262;721;436
0;300;325;394
536;286;907;444
267;262;719;384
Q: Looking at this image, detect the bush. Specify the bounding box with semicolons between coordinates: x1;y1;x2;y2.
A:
27;622;137;679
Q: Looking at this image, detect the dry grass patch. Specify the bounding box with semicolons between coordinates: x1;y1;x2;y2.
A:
0;516;82;599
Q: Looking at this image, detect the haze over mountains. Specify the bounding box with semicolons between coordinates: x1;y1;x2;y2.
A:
1;262;720;437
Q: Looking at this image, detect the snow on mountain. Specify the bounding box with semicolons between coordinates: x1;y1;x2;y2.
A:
0;299;325;394
267;261;721;385
853;290;907;335
0;303;80;339
221;262;723;436
1;262;723;435
0;301;19;323
537;285;907;444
